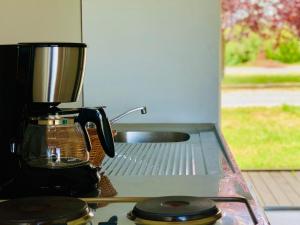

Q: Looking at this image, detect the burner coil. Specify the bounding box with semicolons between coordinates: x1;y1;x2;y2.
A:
128;196;222;225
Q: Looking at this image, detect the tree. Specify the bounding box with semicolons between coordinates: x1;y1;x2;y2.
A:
222;0;300;40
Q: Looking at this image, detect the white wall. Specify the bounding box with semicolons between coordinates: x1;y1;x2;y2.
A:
82;0;221;124
0;0;81;43
0;0;83;108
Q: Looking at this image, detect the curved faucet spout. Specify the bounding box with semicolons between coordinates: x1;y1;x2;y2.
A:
110;106;147;124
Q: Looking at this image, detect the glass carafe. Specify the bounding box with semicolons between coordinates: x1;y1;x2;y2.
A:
22;117;88;168
21;108;115;169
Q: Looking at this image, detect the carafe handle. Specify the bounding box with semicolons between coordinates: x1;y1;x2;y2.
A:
75;108;115;158
97;107;115;157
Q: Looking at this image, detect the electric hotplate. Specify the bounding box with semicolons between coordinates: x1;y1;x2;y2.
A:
128;196;222;225
0;196;93;225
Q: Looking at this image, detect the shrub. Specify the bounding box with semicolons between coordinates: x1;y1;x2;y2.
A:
265;29;300;63
224;27;262;66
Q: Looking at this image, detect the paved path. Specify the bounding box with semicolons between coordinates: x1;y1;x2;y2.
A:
225;66;300;75
222;89;300;107
223;66;300;107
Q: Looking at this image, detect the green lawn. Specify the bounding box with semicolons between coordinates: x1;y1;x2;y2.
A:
222;105;300;170
223;74;300;86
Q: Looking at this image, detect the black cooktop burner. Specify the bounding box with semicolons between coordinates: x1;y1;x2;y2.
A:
0;196;92;225
128;196;222;225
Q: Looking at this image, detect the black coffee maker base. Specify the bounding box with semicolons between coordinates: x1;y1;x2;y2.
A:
0;164;101;198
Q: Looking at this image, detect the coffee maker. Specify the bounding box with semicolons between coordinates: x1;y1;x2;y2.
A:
0;43;115;198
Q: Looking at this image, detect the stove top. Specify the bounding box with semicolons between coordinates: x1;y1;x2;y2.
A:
86;196;260;225
0;196;261;225
0;195;261;225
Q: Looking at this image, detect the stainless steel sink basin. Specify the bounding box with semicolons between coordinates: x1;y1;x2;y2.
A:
114;131;190;143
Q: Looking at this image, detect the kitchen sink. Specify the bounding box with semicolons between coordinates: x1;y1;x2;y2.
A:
114;131;190;143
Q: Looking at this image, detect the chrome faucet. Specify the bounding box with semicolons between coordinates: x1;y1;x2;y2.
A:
110;106;147;124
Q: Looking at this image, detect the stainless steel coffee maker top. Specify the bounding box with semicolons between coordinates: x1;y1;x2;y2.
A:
20;43;87;103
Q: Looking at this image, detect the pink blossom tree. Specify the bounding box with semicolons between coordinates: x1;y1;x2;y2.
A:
222;0;300;40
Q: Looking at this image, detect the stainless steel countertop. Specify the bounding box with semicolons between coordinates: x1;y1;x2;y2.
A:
101;123;245;198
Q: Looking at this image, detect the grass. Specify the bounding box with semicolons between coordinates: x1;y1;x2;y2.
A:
221;105;300;170
223;74;300;86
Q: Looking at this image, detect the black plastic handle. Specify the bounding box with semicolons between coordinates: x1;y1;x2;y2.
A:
97;107;115;158
75;108;115;157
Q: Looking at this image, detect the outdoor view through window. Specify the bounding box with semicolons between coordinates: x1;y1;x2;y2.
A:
221;0;300;211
